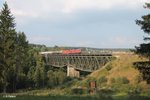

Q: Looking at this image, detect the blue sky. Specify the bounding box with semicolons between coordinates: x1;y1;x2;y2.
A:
0;0;149;48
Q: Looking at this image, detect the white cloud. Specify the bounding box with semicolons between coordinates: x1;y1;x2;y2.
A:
28;34;53;45
4;0;149;24
76;41;95;47
62;0;147;13
109;36;142;47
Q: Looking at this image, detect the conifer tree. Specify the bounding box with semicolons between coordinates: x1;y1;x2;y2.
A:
0;2;17;93
34;54;45;88
135;3;150;84
15;32;29;90
136;3;150;60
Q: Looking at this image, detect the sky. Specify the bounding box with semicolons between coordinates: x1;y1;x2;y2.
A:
0;0;149;48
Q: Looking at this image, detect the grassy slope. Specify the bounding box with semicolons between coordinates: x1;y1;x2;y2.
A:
90;53;143;80
74;53;150;95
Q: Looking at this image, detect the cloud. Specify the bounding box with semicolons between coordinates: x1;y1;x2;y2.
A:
75;41;95;47
62;0;147;13
28;34;53;45
1;0;148;48
4;0;149;24
108;35;142;48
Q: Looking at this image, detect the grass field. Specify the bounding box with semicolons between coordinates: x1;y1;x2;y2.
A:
0;95;150;100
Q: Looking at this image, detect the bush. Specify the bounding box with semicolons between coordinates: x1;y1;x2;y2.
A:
97;91;113;100
47;70;67;88
115;77;129;84
134;74;143;84
128;95;150;100
98;76;107;84
105;64;112;71
128;85;142;95
97;88;114;94
110;78;115;84
71;88;86;95
122;77;129;84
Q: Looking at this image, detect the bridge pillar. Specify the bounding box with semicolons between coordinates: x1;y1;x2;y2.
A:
44;54;48;65
67;65;80;78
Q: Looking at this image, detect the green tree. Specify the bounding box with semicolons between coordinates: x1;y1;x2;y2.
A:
15;32;29;90
135;3;150;60
0;2;17;93
57;70;66;85
34;54;45;88
0;2;30;92
47;70;55;88
134;3;150;84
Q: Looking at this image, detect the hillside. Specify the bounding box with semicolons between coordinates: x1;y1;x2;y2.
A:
73;53;150;96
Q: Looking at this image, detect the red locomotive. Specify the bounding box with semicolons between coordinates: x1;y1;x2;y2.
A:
62;49;81;54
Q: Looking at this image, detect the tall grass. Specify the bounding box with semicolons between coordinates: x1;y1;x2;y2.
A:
0;95;150;100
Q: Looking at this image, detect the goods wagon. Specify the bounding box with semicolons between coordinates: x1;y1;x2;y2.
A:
62;49;81;54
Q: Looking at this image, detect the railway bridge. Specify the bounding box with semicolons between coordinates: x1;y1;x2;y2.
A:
41;52;115;77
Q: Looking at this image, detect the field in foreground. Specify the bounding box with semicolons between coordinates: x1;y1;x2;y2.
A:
1;95;150;100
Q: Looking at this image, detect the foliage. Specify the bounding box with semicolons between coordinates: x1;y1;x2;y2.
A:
105;63;112;71
0;2;20;93
97;93;113;100
134;3;150;84
135;3;150;60
115;77;129;84
134;74;143;84
71;88;85;95
128;85;142;95
0;2;46;92
110;78;116;84
47;70;67;88
98;76;107;84
34;54;45;88
133;61;150;84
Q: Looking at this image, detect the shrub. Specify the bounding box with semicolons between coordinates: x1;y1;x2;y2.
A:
97;88;114;94
128;85;142;95
98;76;107;84
122;77;129;84
47;70;67;88
128;95;150;100
98;94;113;100
115;77;129;84
134;74;143;84
105;64;112;71
71;88;85;95
97;90;113;100
110;78;115;84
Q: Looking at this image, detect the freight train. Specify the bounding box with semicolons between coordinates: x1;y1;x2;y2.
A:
40;49;81;55
40;49;112;55
62;49;81;54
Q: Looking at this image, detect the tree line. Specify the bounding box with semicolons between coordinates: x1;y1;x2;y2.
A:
0;2;68;93
134;3;150;84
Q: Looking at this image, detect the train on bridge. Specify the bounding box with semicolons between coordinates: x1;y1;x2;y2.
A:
40;49;81;55
40;49;112;56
